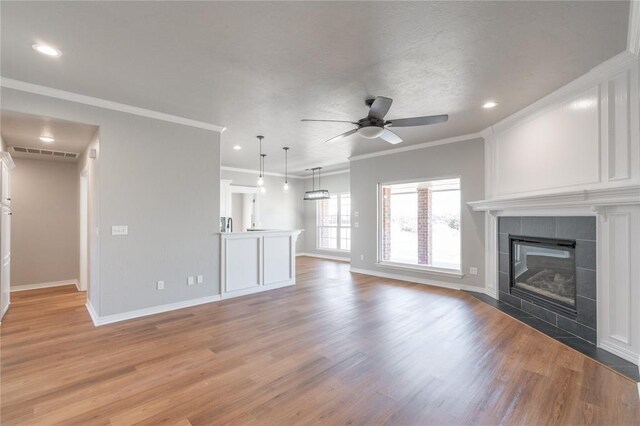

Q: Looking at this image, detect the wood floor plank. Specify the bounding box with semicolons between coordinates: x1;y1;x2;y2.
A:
1;258;638;425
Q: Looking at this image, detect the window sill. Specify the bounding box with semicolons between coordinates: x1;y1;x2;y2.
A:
377;261;465;278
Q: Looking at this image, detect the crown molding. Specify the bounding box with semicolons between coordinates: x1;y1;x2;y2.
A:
629;1;640;55
220;166;304;179
348;132;483;162
483;50;639;136
300;168;350;179
0;77;226;133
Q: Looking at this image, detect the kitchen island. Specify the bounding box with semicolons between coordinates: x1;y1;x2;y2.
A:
220;229;303;299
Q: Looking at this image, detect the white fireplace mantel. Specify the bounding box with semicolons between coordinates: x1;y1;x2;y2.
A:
468;185;640;214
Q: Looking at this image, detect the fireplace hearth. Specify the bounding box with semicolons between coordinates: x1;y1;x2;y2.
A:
509;235;577;317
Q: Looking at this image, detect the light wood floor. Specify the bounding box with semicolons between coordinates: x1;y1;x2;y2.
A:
1;257;638;425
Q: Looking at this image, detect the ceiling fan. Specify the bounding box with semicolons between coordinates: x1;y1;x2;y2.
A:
301;96;448;145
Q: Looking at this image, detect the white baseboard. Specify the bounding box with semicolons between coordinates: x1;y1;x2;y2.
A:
11;279;80;292
349;267;487;294
221;280;294;299
85;300;100;326
599;340;640;367
297;252;351;262
0;301;10;320
85;294;222;327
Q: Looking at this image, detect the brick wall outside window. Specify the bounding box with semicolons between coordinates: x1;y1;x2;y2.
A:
417;186;432;265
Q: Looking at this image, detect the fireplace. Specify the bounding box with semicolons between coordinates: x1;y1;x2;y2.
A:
509;235;577;317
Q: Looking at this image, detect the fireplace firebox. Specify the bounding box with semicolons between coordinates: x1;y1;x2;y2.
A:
509;235;577;317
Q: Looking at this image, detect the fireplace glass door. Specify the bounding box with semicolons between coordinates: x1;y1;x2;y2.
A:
510;236;577;313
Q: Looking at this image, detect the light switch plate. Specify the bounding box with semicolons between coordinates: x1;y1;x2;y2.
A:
470;267;478;275
187;276;195;286
111;225;128;236
157;281;164;290
197;275;203;284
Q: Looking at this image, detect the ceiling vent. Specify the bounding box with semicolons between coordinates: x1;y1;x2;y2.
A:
11;146;79;159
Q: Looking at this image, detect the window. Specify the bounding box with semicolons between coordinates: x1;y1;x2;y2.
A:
317;193;350;251
379;178;460;271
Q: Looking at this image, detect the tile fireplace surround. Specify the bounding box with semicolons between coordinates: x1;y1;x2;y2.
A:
498;216;596;343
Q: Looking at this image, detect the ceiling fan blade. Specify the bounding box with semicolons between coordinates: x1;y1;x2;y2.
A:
386;114;448;127
380;128;402;145
368;96;393;120
324;128;357;143
301;119;358;124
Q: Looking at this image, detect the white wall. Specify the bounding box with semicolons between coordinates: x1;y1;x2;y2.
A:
350;138;486;290
302;171;350;259
2;87;222;317
11;158;79;286
220;169;304;251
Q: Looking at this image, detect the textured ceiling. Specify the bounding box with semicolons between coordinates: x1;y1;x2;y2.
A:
1;110;97;156
0;1;630;173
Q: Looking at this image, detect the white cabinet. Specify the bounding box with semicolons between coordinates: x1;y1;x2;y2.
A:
0;152;14;320
220;230;302;299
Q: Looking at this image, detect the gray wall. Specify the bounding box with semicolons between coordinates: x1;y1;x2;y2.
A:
11;158;79;286
350;138;486;289
221;169;305;252
2;88;221;316
303;171;350;259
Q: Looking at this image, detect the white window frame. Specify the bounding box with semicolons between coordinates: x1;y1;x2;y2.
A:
376;177;463;278
316;192;351;252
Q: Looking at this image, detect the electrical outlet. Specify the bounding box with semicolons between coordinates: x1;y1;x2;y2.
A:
360;254;364;261
157;281;164;290
469;267;478;275
197;275;203;284
187;276;195;286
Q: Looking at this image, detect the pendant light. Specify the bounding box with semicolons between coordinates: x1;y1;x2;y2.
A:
256;135;264;187
282;147;290;192
304;167;330;200
260;154;267;193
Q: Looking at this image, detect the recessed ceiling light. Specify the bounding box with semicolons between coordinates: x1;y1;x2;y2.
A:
32;43;61;57
233;145;242;150
482;101;498;109
39;136;55;143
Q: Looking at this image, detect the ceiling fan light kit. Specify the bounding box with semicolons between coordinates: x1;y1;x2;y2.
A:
304;167;330;201
301;96;448;145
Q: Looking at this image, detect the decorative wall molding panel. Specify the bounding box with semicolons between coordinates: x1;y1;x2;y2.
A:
597;205;640;364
